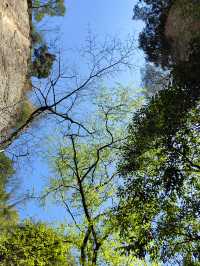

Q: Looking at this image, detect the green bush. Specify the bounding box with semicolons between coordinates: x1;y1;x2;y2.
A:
0;152;18;229
0;221;74;265
32;0;66;22
0;151;14;208
31;45;56;79
0;152;14;182
31;25;44;48
30;0;66;79
15;99;35;129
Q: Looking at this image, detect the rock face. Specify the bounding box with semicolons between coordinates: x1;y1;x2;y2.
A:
165;0;200;62
0;0;31;138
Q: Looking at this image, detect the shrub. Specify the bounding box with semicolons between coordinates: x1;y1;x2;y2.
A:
0;221;73;266
0;152;18;229
15;98;35;129
0;152;14;182
31;45;56;79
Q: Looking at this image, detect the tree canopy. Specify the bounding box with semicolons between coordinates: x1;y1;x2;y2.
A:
133;0;173;67
117;98;200;263
31;45;56;79
0;221;74;265
0;152;18;229
39;86;145;265
32;0;66;22
141;63;169;99
1;1;200;265
30;0;66;79
116;7;200;264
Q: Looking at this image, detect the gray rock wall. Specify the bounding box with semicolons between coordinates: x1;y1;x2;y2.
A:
0;0;31;137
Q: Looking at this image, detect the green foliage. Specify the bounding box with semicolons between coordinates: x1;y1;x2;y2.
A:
0;221;73;265
32;0;66;22
116;35;200;265
31;24;44;48
117;98;200;263
0;152;18;229
30;1;66;79
133;0;173;67
0;152;14;182
15;99;35;129
42;86;146;265
141;63;169;99
31;45;56;79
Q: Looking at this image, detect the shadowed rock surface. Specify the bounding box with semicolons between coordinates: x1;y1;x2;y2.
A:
165;0;200;62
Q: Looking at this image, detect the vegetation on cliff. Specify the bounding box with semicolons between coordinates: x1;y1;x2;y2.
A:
115;1;200;265
0;152;18;229
30;0;65;79
32;0;65;22
1;0;200;265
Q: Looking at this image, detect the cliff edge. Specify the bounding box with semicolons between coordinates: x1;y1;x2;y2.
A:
0;0;31;139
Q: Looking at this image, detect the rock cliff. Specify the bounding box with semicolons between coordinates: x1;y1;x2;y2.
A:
165;0;200;62
0;0;31;139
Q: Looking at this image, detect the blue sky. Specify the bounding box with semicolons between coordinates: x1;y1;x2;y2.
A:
13;0;145;223
62;0;142;45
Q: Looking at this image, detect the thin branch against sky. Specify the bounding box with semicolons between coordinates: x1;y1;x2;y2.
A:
12;0;145;223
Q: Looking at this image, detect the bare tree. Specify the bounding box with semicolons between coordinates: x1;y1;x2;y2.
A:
0;36;136;149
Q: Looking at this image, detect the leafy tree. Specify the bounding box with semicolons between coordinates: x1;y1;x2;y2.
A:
40;86;146;265
116;41;200;265
30;1;66;79
0;152;14;182
15;99;35;129
141;63;170;99
31;24;44;48
32;0;66;22
0;221;74;265
117;103;200;264
133;0;173;67
0;152;18;229
115;10;200;264
31;45;56;79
